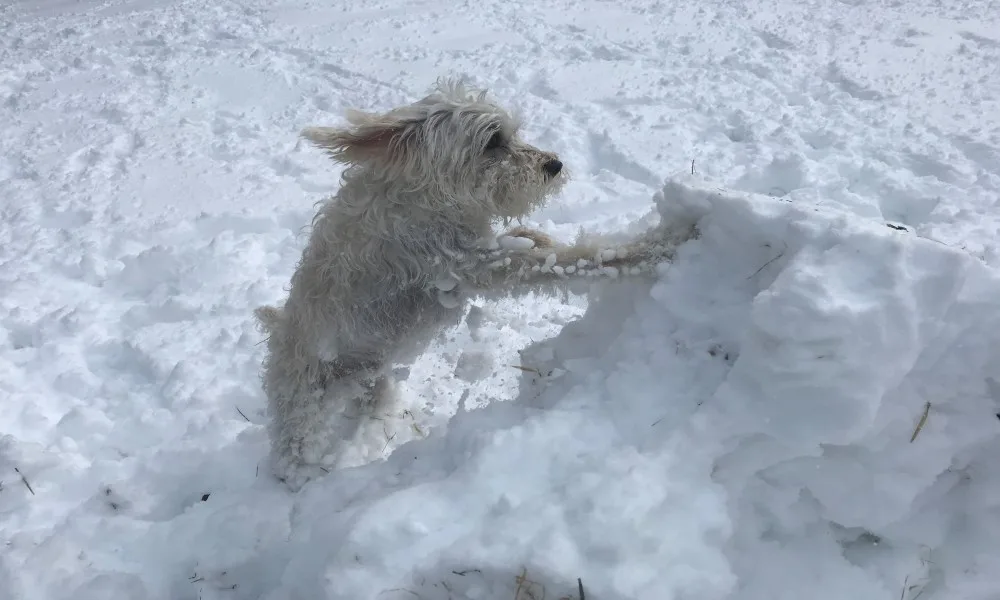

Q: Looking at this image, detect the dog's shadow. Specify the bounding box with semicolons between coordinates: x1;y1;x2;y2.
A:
381;561;614;600
514;278;657;410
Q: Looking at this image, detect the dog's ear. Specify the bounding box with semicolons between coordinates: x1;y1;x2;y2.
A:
301;111;410;165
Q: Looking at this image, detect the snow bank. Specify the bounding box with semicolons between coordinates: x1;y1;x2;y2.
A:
628;178;1000;599
521;177;1000;599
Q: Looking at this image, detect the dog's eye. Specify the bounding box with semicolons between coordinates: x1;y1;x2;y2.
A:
484;131;504;151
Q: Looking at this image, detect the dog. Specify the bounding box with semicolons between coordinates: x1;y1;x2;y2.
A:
255;79;673;490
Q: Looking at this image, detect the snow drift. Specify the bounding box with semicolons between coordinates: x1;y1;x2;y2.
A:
15;176;996;600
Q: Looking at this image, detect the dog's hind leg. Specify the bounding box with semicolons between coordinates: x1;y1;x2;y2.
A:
257;306;388;489
267;365;389;490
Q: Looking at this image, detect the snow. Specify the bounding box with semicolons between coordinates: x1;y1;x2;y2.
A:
2;0;1000;597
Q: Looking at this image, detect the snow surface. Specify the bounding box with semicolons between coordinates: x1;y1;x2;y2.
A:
3;0;1000;598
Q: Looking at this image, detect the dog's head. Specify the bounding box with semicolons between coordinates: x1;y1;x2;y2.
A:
301;78;567;224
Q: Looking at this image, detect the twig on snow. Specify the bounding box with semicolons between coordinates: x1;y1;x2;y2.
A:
746;244;787;280
377;589;421;599
14;468;34;496
235;406;251;422
510;364;554;378
514;568;530;599
403;409;425;437
910;402;931;443
382;424;396;453
899;574;927;600
514;567;550;600
190;571;238;592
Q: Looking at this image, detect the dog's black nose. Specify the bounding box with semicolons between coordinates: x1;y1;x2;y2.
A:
542;159;563;177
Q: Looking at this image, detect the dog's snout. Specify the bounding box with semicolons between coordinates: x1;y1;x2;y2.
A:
542;159;563;177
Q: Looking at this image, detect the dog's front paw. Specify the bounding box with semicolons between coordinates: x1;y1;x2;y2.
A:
269;425;338;491
500;226;556;250
436;287;462;309
272;457;329;492
431;274;465;309
270;448;323;491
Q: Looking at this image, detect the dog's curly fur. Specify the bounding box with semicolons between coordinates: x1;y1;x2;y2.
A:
255;79;671;489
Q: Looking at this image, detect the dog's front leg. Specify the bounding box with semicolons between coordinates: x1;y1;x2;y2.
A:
479;225;674;292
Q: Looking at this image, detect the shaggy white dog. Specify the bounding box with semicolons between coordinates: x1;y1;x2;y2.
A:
255;79;672;490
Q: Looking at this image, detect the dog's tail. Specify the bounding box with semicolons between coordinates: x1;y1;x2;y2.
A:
254;305;284;337
301;126;361;165
300;126;342;149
